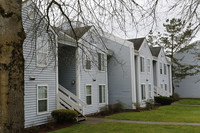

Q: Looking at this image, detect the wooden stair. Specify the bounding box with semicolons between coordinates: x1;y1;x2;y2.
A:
58;84;87;122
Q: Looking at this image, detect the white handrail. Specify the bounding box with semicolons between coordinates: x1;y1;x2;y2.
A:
58;84;87;114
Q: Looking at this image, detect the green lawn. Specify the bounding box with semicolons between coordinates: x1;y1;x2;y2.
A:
175;99;200;105
49;122;200;133
106;105;200;123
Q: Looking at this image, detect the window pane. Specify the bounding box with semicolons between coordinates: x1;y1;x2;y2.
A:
86;96;92;105
86;86;91;95
141;85;146;100
86;60;91;70
102;86;105;103
37;53;48;66
99;85;106;103
99;86;102;103
140;57;144;72
38;100;47;112
98;53;101;70
38;86;47;99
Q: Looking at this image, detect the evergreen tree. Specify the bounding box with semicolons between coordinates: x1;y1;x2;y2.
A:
147;18;200;82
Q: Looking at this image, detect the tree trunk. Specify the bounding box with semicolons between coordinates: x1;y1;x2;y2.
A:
0;0;25;132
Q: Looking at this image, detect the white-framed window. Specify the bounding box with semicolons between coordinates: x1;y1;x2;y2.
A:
161;84;163;89
165;84;167;91
164;64;167;75
86;85;92;105
99;85;106;103
141;84;146;100
148;84;152;98
37;85;48;114
147;59;151;73
98;53;105;71
160;63;162;74
140;57;145;72
85;59;91;70
36;36;48;67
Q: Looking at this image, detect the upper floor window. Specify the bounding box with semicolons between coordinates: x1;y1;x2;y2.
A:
98;53;105;71
164;64;167;75
85;57;91;70
147;59;151;73
140;57;145;72
36;36;48;67
160;63;162;74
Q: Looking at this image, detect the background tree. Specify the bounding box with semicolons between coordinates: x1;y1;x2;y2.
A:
147;18;200;83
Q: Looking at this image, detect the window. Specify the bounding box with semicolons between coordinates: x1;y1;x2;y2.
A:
148;84;152;99
160;63;162;74
147;59;151;73
165;84;167;91
141;84;146;100
161;84;163;89
140;57;145;72
197;54;200;60
37;36;48;67
98;53;105;71
37;85;48;113
85;59;91;70
164;64;167;75
86;85;92;105
99;85;106;103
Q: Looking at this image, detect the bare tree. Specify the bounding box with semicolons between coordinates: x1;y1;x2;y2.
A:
1;0;200;132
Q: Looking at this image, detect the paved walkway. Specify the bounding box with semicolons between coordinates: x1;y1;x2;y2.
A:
81;117;200;126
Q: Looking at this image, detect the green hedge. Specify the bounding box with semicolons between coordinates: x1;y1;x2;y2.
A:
154;96;173;105
51;109;78;123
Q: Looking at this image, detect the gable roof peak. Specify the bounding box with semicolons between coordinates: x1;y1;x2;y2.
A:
127;37;146;50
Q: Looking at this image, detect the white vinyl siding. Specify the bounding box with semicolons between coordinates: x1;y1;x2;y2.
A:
98;53;105;71
99;85;106;103
37;85;48;114
36;36;48;67
86;85;92;105
147;59;151;73
141;84;146;100
140;57;145;72
148;84;152;99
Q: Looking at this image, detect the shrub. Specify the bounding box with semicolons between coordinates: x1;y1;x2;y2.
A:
171;93;180;101
133;102;140;111
100;101;124;115
112;101;124;113
145;99;154;110
154;96;173;105
51;109;78;124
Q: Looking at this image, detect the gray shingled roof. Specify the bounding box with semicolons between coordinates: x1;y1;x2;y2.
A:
65;26;92;40
128;38;145;50
150;47;161;57
54;26;92;41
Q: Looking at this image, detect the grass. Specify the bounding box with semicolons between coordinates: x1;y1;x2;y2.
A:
175;98;200;105
49;122;200;133
106;105;200;123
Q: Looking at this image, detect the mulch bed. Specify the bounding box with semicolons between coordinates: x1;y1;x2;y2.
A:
87;104;161;118
23;122;77;133
23;104;161;133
